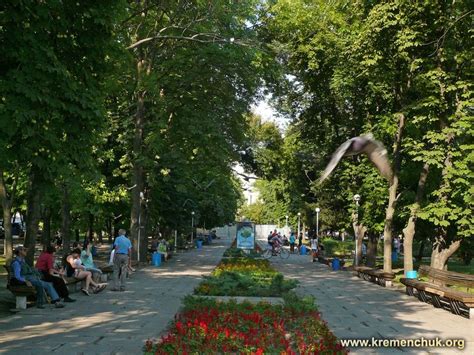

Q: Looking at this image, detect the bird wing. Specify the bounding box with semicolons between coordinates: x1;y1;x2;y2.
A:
362;139;393;181
318;139;354;184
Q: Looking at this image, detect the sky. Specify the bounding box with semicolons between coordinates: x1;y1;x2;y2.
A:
250;96;289;132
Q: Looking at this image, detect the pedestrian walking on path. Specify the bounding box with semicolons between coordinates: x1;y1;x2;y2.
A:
112;228;132;291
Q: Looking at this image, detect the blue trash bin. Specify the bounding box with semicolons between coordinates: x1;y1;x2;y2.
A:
300;245;307;255
196;240;203;249
391;251;398;262
152;252;161;267
332;258;340;271
406;270;417;279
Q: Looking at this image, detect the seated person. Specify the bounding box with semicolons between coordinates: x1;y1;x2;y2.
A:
36;245;75;303
157;239;169;260
81;241;103;281
11;246;65;308
66;248;106;296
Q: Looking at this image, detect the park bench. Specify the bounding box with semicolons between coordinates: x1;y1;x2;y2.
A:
354;266;396;287
4;265;38;309
400;265;474;319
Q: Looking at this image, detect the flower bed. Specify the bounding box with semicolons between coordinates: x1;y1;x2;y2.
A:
223;247;261;258
144;295;347;354
194;258;297;297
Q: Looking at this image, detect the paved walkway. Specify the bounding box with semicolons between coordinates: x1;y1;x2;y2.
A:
2;235;472;354
267;250;473;354
0;236;231;354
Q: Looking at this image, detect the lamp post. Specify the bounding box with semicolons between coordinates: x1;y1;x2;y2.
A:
297;212;301;242
285;215;289;227
174;229;178;253
315;208;320;238
353;194;361;266
191;211;195;244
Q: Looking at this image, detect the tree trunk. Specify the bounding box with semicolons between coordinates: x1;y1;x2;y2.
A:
0;170;14;261
352;211;367;266
25;172;42;265
88;213;94;240
140;202;149;262
367;233;378;267
98;229;103;243
61;185;72;252
130;57;148;263
431;238;461;275
383;113;405;273
402;163;429;275
42;207;52;249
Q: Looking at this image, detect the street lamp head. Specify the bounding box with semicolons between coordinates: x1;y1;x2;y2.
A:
353;194;361;202
315;207;320;213
191;211;195;215
297;212;301;217
285;215;288;218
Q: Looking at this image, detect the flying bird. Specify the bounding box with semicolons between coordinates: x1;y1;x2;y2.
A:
318;134;392;183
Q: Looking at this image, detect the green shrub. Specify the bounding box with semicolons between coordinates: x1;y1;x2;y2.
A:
322;239;354;256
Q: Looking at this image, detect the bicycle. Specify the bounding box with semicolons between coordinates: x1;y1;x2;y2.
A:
262;245;290;259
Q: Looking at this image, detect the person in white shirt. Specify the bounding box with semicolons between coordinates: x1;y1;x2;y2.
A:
310;238;318;262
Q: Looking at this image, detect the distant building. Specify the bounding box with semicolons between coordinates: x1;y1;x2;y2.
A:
233;165;260;205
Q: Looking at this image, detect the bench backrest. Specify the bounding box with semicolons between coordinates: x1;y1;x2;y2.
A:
418;265;474;288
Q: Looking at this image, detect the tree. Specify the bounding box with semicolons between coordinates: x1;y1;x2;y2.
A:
1;0;126;263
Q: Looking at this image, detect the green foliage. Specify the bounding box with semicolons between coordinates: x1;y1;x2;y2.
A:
321;239;355;257
222;247;261;258
283;291;318;313
264;0;473;265
194;257;297;297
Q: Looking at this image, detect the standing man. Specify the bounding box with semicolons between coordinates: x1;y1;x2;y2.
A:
112;229;132;291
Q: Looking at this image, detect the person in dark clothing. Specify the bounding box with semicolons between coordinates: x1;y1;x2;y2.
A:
35;246;75;302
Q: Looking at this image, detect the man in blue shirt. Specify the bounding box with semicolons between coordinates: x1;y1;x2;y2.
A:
112;229;132;291
10;246;64;308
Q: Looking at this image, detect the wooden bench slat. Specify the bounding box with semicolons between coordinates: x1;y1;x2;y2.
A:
418;265;474;288
402;266;474;318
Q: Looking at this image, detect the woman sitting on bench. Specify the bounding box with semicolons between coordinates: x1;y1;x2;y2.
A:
66;248;106;296
36;245;76;303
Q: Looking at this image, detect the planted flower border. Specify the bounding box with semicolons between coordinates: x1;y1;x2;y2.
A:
144;295;348;354
194;257;297;297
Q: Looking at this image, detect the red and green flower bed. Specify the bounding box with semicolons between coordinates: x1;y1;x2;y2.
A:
194;258;297;297
144;295;347;354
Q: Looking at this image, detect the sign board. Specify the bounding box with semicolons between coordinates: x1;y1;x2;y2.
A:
236;221;255;250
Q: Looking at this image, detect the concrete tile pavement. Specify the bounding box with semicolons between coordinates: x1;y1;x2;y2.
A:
266;250;473;355
0;236;232;355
